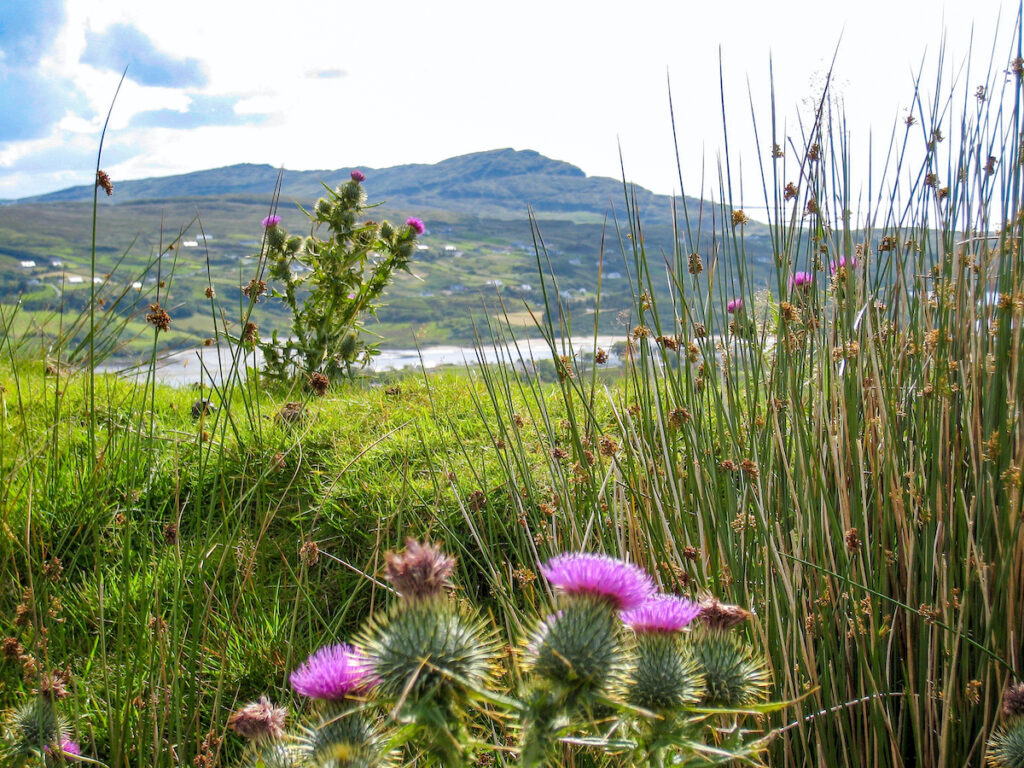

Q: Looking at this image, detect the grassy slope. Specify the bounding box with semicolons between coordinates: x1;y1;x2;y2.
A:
0;361;592;765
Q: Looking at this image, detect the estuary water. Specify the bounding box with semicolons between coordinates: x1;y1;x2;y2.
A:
103;335;628;387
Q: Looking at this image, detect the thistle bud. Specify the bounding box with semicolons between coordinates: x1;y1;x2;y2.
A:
267;225;287;251
625;631;704;712
297;704;388;768
237;741;300;768
360;597;496;705
685;628;769;707
528;597;621;695
3;697;68;757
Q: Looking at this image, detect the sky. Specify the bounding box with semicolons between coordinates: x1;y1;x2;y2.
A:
0;0;1015;207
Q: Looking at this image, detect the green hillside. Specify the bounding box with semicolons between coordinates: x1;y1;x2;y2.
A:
0;149;774;353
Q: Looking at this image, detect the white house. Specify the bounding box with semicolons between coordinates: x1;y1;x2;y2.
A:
67;276;84;284
19;261;36;268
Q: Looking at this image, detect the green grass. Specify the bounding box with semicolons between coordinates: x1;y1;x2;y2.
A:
4;10;1024;768
0;362;573;766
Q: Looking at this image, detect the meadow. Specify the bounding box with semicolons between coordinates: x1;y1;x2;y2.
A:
2;18;1024;768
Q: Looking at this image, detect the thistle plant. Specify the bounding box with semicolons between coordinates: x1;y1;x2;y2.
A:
358;539;499;766
986;682;1024;768
232;541;775;768
687;598;770;709
256;172;422;380
0;696;79;768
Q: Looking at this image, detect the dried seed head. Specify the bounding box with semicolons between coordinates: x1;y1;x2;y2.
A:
668;407;691;429
37;668;71;701
163;522;178;545
467;489;486;511
688;251;704;274
384;539;456;601
598;435;619;457
96;169;114;196
298;540;320;567
1003;682;1024;718
146;304;171;332
227;695;287;741
594;348;609;364
698;596;752;631
2;636;24;660
204;286;216;299
308;373;329;396
732;209;751;227
557;355;574;380
243;278;267;301
242;321;259;345
845;527;862;553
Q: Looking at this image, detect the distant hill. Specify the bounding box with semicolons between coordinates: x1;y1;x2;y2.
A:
0;148;774;351
16;148;690;227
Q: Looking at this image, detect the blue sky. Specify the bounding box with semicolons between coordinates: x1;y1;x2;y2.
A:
0;0;1012;203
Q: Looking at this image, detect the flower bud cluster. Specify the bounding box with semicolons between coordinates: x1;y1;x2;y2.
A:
225;542;775;768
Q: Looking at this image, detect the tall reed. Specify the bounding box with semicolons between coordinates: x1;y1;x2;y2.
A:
456;16;1024;767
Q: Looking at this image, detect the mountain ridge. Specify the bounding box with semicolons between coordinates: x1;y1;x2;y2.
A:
14;148;688;226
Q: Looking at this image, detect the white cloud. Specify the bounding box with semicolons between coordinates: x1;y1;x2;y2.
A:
0;0;1013;201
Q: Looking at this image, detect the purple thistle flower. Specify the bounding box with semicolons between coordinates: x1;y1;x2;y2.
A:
262;215;282;228
290;644;374;700
540;552;655;610
790;271;814;289
726;298;743;314
406;217;426;235
350;170;366;183
621;594;702;633
831;255;856;272
45;739;81;758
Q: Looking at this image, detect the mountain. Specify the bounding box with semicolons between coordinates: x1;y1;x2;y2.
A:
16;149;688;226
0;149;773;351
